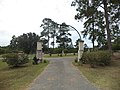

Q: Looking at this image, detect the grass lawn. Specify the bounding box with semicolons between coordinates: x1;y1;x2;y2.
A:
28;53;77;59
0;60;49;90
73;53;120;90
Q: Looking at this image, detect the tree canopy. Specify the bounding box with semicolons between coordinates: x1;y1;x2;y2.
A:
71;0;120;51
10;32;40;54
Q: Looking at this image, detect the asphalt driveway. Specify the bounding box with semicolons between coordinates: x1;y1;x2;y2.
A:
28;57;99;90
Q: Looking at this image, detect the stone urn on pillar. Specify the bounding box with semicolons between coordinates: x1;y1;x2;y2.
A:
36;41;43;61
78;40;84;62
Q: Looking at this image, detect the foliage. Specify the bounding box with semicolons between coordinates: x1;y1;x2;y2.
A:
40;38;48;53
40;18;59;50
67;48;77;53
0;59;49;90
40;19;74;54
112;44;120;51
71;0;106;48
73;59;120;90
0;48;5;55
2;53;29;67
56;23;72;50
32;56;38;65
10;33;40;54
53;48;62;54
71;0;120;50
74;39;80;49
40;18;80;54
74;58;78;63
112;36;120;50
40;18;51;49
81;51;111;67
43;60;47;63
0;46;14;54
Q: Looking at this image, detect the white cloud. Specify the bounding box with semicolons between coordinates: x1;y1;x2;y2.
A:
0;0;93;47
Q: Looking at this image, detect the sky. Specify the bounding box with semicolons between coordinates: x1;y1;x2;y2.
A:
0;0;94;47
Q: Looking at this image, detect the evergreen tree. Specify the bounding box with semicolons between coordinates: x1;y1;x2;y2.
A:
56;23;72;56
10;33;40;54
71;0;120;51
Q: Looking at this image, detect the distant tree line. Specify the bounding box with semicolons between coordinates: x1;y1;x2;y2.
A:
10;32;40;54
2;0;120;55
9;20;77;55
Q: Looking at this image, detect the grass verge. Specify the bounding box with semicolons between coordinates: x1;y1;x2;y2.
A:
73;60;120;90
28;53;77;59
0;60;49;90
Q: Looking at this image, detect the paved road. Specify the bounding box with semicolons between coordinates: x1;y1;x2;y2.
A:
28;57;99;90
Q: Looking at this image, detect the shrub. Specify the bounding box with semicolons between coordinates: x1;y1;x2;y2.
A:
2;53;29;67
81;51;111;67
43;60;47;63
54;48;62;56
0;48;5;55
80;52;89;64
112;44;120;51
64;49;68;56
97;51;111;66
74;58;78;63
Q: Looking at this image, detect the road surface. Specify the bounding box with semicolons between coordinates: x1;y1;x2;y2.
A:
28;57;99;90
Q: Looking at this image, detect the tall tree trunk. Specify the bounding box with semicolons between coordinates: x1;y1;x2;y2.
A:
53;37;55;49
91;0;95;51
48;35;49;49
48;27;50;55
48;26;50;49
103;0;112;52
92;16;95;51
53;30;55;50
92;39;95;51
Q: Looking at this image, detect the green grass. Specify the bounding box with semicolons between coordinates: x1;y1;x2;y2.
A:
28;53;77;59
44;53;77;58
0;55;2;60
0;60;49;90
28;54;35;59
73;60;120;90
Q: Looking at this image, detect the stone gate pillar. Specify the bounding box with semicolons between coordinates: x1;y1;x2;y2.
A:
36;42;43;60
78;40;84;62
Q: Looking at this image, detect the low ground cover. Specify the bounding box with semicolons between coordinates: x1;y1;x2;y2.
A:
28;53;77;59
0;60;49;90
73;52;120;90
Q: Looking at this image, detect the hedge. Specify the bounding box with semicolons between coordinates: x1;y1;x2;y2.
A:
80;51;111;68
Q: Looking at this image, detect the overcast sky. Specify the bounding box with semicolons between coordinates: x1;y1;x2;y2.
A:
0;0;93;47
